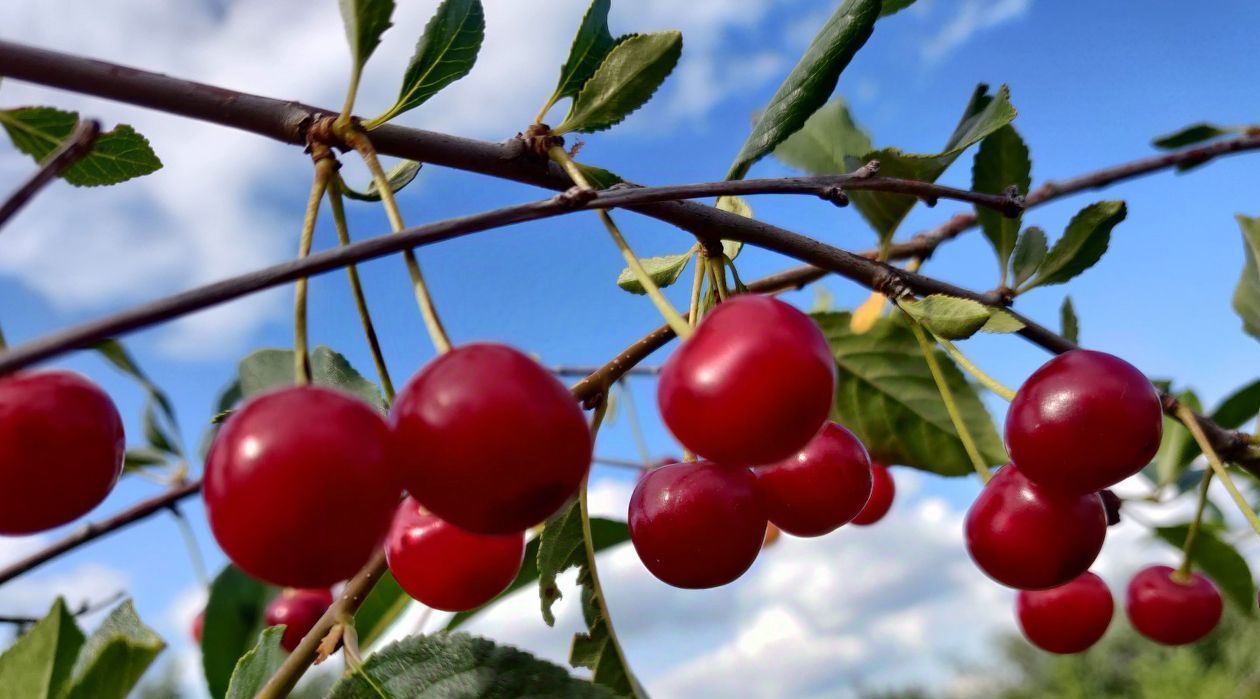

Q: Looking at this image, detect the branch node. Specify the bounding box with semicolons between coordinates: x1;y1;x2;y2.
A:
871;267;908;298
521;123;564;160
853;160;881;178
819;186;850;207
1002;185;1026;218
554;185;598;208
919;194;938;208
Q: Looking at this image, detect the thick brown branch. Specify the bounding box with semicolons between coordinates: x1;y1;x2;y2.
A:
0;118;100;230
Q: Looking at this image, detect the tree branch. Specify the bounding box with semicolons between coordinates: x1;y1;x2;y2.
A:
0;118;100;231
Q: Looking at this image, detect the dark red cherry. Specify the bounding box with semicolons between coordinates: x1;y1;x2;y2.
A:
1016;571;1113;653
1006;350;1162;494
265;588;334;652
385;497;525;612
657;295;837;466
850;461;895;526
629;461;767;589
965;464;1106;590
753;423;872;537
390;343;591;535
191;611;204;643
1126;565;1222;645
0;371;124;535
204;386;400;588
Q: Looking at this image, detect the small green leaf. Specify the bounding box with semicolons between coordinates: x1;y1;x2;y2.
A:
548;0;620;108
1233;214;1260;342
325;633;616;698
1152;122;1237;150
616;252;692;295
0;598;84;699
0;108;161;186
339;0;395;74
556;32;683;135
726;0;880;179
236;346;384;412
715;196;752;261
536;502;581;627
354;571;409;649
880;0;919;16
1060;295;1079;345
772;98;873;176
1025;201;1127;290
339;160;421;202
897;295;992;340
1152;390;1201;487
1211;378;1260;429
972;125;1030;273
201;566;276;699
575;163;623;190
1010;226;1047;288
123;447;169;473
1154;524;1255;616
224;627;286;699
372;0;484;125
980;309;1025;334
65;601;165;699
142;399;179;456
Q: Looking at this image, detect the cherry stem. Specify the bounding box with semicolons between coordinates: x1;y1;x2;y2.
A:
724;255;747;293
1175;403;1260;536
708;257;729;302
327;178;397;402
593;455;650;471
294;151;336;385
617;379;653;466
345;129;454;355
167;505;209;589
336;70;362;133
687;249;705;330
1174;467;1214;584
930;332;1017;401
547;146;693;340
907;314;993;483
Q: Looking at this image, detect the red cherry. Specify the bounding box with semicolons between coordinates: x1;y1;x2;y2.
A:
657;295;836;466
265;588;334;652
0;371;124;535
965;464;1106;590
390;343;591;535
753;423;872;537
191;611;204;644
629;461;766;589
204;386;400;588
850;461;895;526
385;497;525;612
1126;565;1222;645
1016;571;1113;653
1006;350;1162;494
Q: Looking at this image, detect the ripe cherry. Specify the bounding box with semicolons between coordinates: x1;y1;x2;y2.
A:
657;295;836;466
1006;350;1162;494
629;461;767;589
385;497;524;613
390;343;591;535
191;611;204;644
753;423;872;537
204;386;400;588
265;588;334;652
850;461;895;526
1126;565;1222;645
0;371;124;535
965;464;1106;590
1016;571;1113;654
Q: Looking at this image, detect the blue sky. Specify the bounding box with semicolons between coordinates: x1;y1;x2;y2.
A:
1;0;1258;696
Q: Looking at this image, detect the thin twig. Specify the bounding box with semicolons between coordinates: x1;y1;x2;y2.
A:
550;365;660;377
0;590;125;625
1175;403;1260;536
0;118;100;231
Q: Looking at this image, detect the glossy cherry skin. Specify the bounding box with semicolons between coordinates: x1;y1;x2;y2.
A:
390;343;591;535
629;461;767;589
385;497;525;612
1006;350;1162;495
657;295;837;466
1126;565;1222;645
965;464;1106;590
850;461;895;526
204;386;400;588
0;371;124;535
1016;571;1114;653
265;588;335;652
753;423;872;537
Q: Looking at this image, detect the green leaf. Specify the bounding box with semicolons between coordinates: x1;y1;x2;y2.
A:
813;311;1007;475
201;565;276;699
771;98;873;176
224;627;286;699
556;32;683;135
880;0;919;16
94;340;176;426
199;378;242;462
1151;390;1202;488
326;633;616;698
373;0;485;125
575;163;623;190
972;125;1030;273
1152;122;1236;150
980;309;1025;334
897;295;993;340
846;85;1018;241
1010;226;1047;288
339;160;421;202
616;252;692;295
0;599;84;699
354;571;410;650
236;346;384;412
1211;378;1260;429
535;512;631;627
65;601;164;699
715;196;752;262
1233;214;1260;342
726;0;880;179
1024;201;1127;290
142;399;179;456
1060;295;1079;345
0;108;161;187
123;447;169;473
339;0;395;74
1154;525;1255;616
548;0;619;107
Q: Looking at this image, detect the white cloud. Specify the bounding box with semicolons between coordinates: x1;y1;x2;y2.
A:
920;0;1033;62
